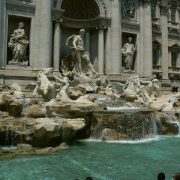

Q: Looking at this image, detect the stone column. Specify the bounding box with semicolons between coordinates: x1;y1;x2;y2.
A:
36;0;52;68
0;0;6;68
85;31;90;54
98;29;104;74
53;22;61;70
110;0;121;74
168;51;171;67
105;29;112;74
138;1;145;77
143;0;153;78
160;3;169;81
177;52;180;67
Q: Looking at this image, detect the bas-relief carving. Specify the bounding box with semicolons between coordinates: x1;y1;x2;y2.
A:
121;0;136;19
8;22;29;65
122;37;136;71
6;3;35;14
159;3;168;16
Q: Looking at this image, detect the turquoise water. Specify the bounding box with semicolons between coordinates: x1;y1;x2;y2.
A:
0;137;180;180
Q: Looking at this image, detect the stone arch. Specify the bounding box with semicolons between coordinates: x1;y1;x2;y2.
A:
60;0;107;18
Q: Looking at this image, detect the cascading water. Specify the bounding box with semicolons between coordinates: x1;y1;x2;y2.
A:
166;113;180;136
91;109;158;141
5;124;17;146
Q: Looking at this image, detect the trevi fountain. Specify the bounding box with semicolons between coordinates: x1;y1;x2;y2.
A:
0;27;179;179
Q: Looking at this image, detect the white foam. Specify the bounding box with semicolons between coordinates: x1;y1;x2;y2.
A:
106;136;160;144
79;136;161;144
107;106;140;111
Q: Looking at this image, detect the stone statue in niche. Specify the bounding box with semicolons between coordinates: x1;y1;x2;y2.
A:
122;37;136;71
8;22;29;65
64;29;96;76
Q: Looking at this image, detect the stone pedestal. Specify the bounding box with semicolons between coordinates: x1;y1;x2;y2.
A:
110;0;121;74
98;29;104;74
53;23;61;70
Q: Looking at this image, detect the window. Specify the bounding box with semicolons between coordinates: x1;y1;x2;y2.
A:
153;41;160;67
171;7;176;22
153;48;160;66
171;52;177;67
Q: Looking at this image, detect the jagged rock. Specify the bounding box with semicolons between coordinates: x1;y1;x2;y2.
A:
23;105;47;118
28;117;85;146
0;115;87;147
8;101;23;117
17;144;34;152
0;94;23;117
46;99;106;119
101;128;120;141
156;113;179;135
61;118;85;141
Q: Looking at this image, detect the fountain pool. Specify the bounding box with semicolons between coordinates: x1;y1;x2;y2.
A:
0;136;179;180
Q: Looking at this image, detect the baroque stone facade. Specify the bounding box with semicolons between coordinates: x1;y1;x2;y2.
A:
0;0;180;87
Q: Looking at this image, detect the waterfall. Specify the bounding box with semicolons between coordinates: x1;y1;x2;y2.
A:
91;109;158;141
166;113;180;136
152;113;158;137
5;125;17;146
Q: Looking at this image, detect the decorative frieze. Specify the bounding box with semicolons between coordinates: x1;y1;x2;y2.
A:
168;27;180;38
159;3;168;16
6;3;35;15
61;17;111;29
7;0;33;3
122;21;140;31
121;0;136;19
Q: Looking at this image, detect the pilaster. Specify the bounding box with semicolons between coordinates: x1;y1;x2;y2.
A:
52;8;64;71
98;29;104;74
35;0;52;68
53;22;61;71
0;1;6;68
143;0;153;78
160;2;169;81
110;0;121;74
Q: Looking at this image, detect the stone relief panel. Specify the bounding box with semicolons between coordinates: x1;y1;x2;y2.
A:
121;0;136;20
7;16;31;66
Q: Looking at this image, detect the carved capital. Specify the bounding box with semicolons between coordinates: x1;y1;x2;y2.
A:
51;8;65;22
144;0;151;8
177;6;180;12
159;3;168;16
144;0;151;3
